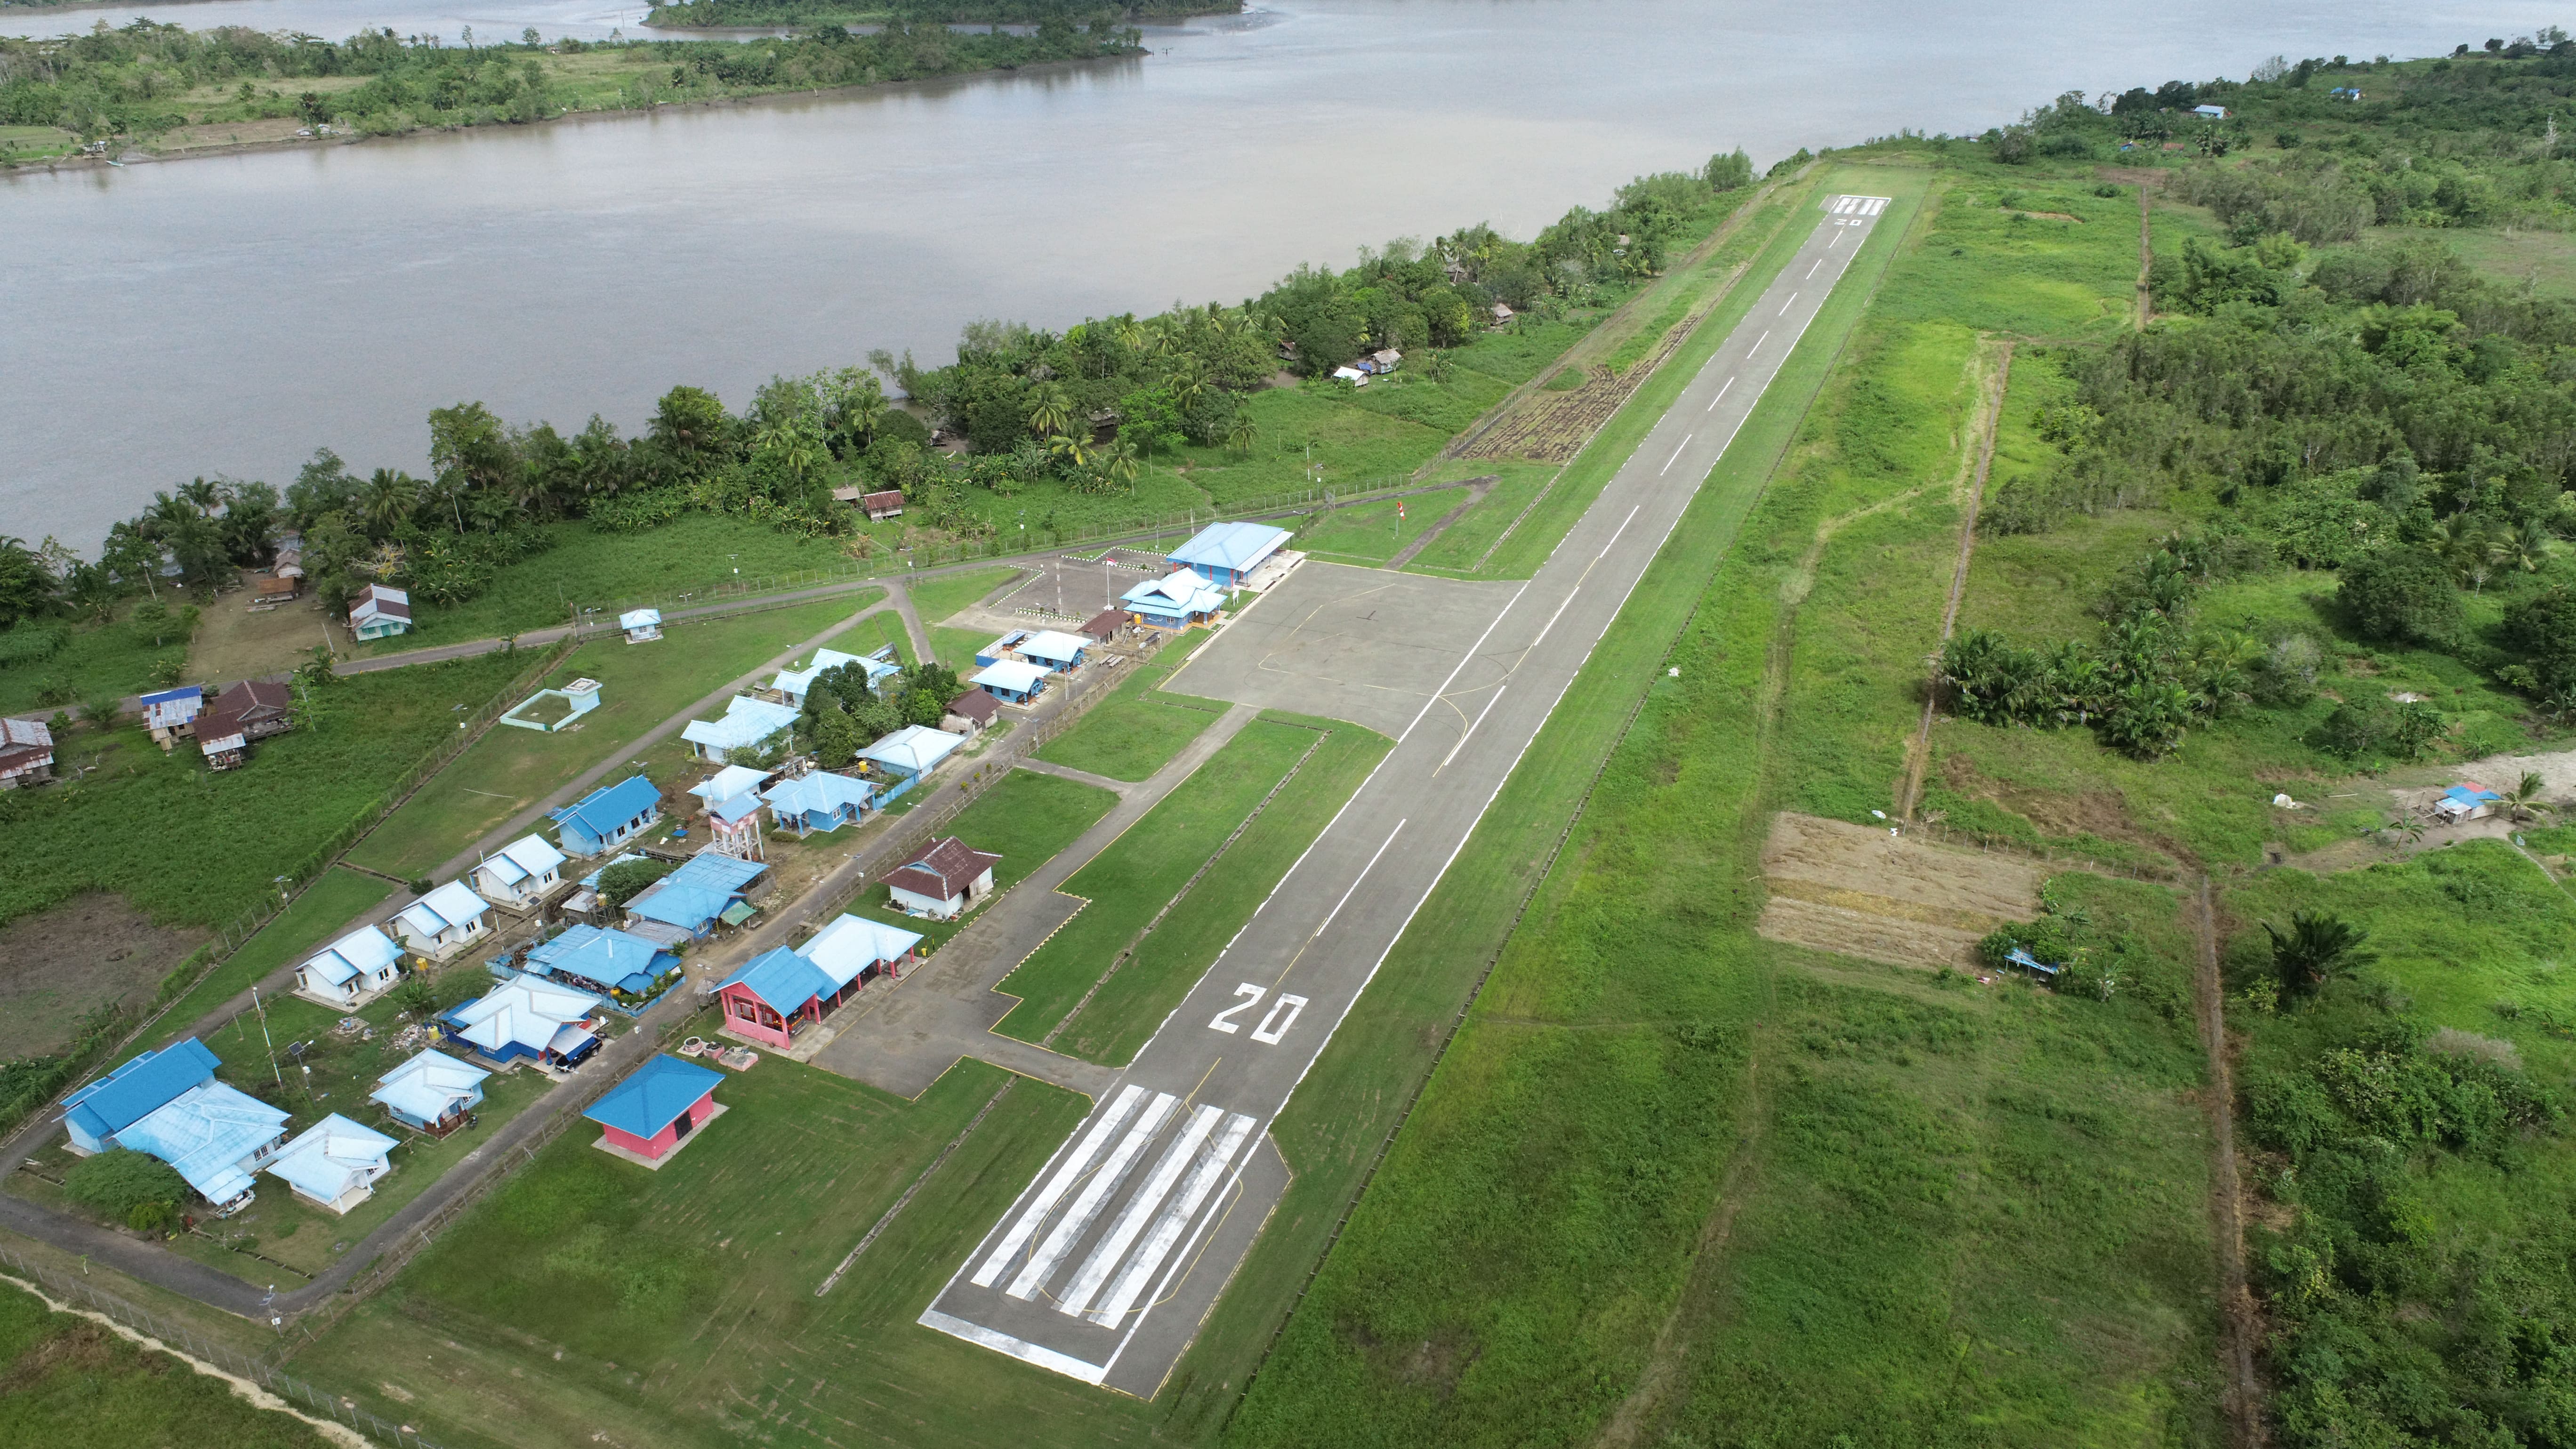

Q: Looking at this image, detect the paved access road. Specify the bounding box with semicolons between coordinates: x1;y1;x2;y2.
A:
920;193;1896;1395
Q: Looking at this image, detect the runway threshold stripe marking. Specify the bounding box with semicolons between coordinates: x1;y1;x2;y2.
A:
1096;1126;1257;1380
973;1084;1144;1287
1659;435;1693;474
918;1310;1106;1384
1316;821;1407;940
1438;685;1507;773
1084;1111;1256;1327
1057;1104;1224;1318
1009;1092;1178;1299
1705;376;1735;412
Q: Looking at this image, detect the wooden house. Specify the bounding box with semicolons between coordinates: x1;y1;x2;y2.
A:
0;716;55;789
348;584;412;640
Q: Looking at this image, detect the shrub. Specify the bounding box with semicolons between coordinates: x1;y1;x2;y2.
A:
63;1149;189;1223
596;858;672;906
2337;547;2460;644
2313;697;2445;761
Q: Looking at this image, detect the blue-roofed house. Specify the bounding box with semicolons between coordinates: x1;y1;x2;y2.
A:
140;685;203;750
470;834;569;913
523;924;683;1008
369;1049;490;1135
114;1081;291;1215
624;851;768;938
551;775;664;857
1012;630;1088;672
682;695;799;761
1167;521;1291;588
293;924;407;1010
974;629;1032;669
688;765;770;814
801;913;922;991
439;974;605;1067
2436;782;2504;822
969;659;1050;705
763;771;877;837
263;1114;398;1215
584;1054;724;1164
1121;568;1229;630
854;725;967;803
393;879;494;959
771;647;900;707
59;1039;220;1155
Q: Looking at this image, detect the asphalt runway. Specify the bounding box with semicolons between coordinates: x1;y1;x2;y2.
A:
920;191;1897;1396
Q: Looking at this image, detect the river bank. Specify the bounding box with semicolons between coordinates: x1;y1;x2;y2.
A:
646;0;1234;27
0;18;1141;168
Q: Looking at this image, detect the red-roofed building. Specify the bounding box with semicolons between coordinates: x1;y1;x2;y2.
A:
884;837;1001;920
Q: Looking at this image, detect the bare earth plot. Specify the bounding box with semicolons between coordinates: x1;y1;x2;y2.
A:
1755;811;2044;968
0;893;205;1058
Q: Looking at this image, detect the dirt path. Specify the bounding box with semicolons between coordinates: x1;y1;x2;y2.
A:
2190;877;2265;1449
1899;341;2012;820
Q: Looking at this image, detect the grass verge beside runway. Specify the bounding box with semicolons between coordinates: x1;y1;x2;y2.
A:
1047;711;1393;1067
831;768;1121;957
1030;628;1223;782
994;718;1319;1043
343;596;875;880
908;565;1023;628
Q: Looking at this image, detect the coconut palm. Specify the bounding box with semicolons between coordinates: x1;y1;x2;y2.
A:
1048;431;1091;473
1100;439;1142;493
1225;414;1258;457
2264;909;2373;1000
2500;769;2553;823
1026;383;1074;439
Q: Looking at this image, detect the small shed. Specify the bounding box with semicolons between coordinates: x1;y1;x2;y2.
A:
369;1049;490;1135
1077;609;1126;644
394;880;495;959
1360;348;1403;375
620;608;662;643
1167;522;1291;588
295;924;406;1009
140;686;203;749
763;771;877;836
682;695;800;760
0;716;56;789
349;584;413;640
970;659;1051;705
885;836;1001;920
2435;783;2503;822
471;834;570;911
253;573;302;604
265;1114;398;1215
862;489;906;520
1331;365;1370;386
1491;303;1515;326
550;775;663;857
943;689;1002;735
2193;104;2231;119
584;1054;724;1165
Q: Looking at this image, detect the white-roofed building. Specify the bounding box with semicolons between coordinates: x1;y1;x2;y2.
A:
689;765;770;812
620;608;661;643
1121;568;1229;630
770;647;900;707
854;726;967;802
294;924;406;1010
438;974;604;1068
969;659;1051;705
801;913;924;989
1012;629;1090;671
369;1049;490;1135
682;696;799;760
470;835;569;912
264;1114;398;1215
393;880;494;959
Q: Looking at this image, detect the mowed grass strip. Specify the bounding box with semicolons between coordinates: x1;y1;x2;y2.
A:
288;1054;1110;1449
3;652;529;931
148;867;394;1047
930;624;994;670
993;718;1316;1043
344;595;876;878
906;564;1022;627
1030;628;1225;782
826;767;1119;956
0;1279;336;1449
1050;712;1393;1067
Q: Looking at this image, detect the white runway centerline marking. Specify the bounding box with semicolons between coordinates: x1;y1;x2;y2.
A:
1660;435;1692;474
1806;257;1823;279
1748;328;1771;354
1314;821;1407;941
1438;685;1507;773
1705;376;1735;412
1779;292;1798;315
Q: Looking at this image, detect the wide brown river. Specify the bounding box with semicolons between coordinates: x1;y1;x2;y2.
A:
2;0;2561;547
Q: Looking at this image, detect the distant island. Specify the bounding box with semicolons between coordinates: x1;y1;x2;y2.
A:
0;18;1146;168
645;0;1240;28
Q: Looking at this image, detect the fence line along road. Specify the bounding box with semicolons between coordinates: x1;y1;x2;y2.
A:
0;1243;444;1449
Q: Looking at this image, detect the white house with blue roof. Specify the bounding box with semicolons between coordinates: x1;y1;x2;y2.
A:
369;1049;490;1135
1167;521;1291;588
470;834;569;912
140;685;203;750
439;974;604;1067
523;923;683;1007
550;774;663;857
763;771;877;836
771;647;900;708
264;1114;399;1215
854;725;967;803
393;879;495;960
969;659;1051;705
682;695;800;761
294;924;407;1010
1121;568;1229;630
624;851;769;939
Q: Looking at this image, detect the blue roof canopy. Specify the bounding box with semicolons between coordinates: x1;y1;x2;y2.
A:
552;775;662;839
716;946;837;1014
627;852;766;931
526;924;678;994
1167;521;1289;573
62;1039;219;1142
584;1054;723;1139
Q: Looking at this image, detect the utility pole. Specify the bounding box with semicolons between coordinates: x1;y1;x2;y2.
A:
251;985;283;1090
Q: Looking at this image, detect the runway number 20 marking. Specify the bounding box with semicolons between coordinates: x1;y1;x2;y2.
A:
1209;984;1310;1045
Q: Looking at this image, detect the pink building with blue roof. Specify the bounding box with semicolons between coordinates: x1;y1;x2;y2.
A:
583;1054;724;1165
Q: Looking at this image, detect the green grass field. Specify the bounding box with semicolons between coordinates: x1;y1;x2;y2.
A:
822;767;1119;956
994;717;1319;1044
905;564;1023;627
1047;712;1392;1066
0;601;197;718
344;596;876;879
929;624;993;670
358;514;863;652
147;869;394;1047
0;1279;334;1449
3;652;528;931
1029;628;1224;782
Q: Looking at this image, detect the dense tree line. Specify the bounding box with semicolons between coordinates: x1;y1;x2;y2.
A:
646;0;1235;29
0;18;1139;141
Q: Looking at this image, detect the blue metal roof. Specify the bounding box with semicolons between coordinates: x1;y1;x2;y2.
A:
763;772;875;818
138;686;202;707
583;1054;723;1140
552;775;661;839
116;1081;290;1205
62;1039;219;1141
526;925;677;994
715;946;837;1013
627;852;767;931
1167;522;1289;572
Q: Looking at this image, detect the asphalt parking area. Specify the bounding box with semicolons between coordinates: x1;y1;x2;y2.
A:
1163;561;1522;736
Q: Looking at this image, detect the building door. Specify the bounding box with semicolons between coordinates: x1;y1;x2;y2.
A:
671;1110;694;1142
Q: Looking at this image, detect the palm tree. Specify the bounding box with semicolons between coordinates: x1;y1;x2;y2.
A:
1225;414;1258;457
1026;384;1074;439
2264;909;2373;1000
77;698;121;732
2508;519;2555;575
1048;431;1092;474
2500;769;2553;823
1165;356;1212;409
1100;439;1142;493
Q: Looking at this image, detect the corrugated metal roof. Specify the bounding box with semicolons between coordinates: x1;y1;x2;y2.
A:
762;772;876;818
264;1113;396;1201
115;1082;290;1205
63;1039;221;1141
1123;569;1227;614
801;914;922;990
716;946;837;1013
443;975;601;1055
690;765;770;807
857;725;966;775
301;926;402;987
552;775;663;840
681;696;800;753
971;660;1050;695
583;1054;722;1140
396;880;491;937
525;925;674;992
1167;522;1290;572
1014;630;1089;665
626;853;767;932
370;1049;489;1122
